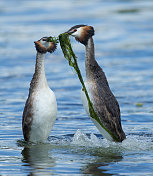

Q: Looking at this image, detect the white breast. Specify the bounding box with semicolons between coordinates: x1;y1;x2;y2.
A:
81;81;113;141
29;87;57;143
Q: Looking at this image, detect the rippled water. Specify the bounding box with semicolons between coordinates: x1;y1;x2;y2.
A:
0;0;153;175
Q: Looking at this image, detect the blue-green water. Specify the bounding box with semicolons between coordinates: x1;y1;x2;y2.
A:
0;0;153;175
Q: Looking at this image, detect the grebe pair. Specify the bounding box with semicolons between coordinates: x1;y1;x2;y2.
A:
22;25;126;143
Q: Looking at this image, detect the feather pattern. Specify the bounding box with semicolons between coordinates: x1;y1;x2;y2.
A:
22;39;57;143
82;37;126;142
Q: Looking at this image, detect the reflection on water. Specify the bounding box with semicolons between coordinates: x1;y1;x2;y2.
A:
0;0;153;175
20;133;124;176
82;156;122;176
17;129;153;175
22;144;56;176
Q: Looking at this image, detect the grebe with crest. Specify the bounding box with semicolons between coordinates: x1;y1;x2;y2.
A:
22;37;57;143
66;25;126;142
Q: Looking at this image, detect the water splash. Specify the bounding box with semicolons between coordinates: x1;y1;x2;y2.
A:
17;129;153;153
72;129;101;147
70;129;153;152
121;135;153;151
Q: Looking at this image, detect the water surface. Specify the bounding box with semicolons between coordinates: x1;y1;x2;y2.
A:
0;0;153;175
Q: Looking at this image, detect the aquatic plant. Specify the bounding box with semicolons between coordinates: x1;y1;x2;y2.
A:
47;36;59;44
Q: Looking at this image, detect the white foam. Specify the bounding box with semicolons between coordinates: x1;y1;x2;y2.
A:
72;129;91;146
71;129;153;152
121;135;153;151
72;129;113;148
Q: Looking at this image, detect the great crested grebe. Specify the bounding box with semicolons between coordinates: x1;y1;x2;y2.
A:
66;25;126;142
22;37;57;143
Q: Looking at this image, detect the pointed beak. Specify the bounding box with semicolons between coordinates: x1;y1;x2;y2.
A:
34;41;37;44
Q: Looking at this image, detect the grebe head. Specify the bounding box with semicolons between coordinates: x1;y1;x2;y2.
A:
66;25;95;45
34;37;57;54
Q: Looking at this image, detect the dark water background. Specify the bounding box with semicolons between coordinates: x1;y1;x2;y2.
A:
0;0;153;175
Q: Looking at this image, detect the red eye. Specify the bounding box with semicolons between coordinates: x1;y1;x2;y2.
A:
73;29;77;32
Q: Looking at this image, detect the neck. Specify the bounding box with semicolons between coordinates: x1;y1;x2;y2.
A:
85;37;96;80
30;52;48;91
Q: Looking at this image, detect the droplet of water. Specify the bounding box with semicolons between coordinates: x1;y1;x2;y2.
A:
72;129;90;146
